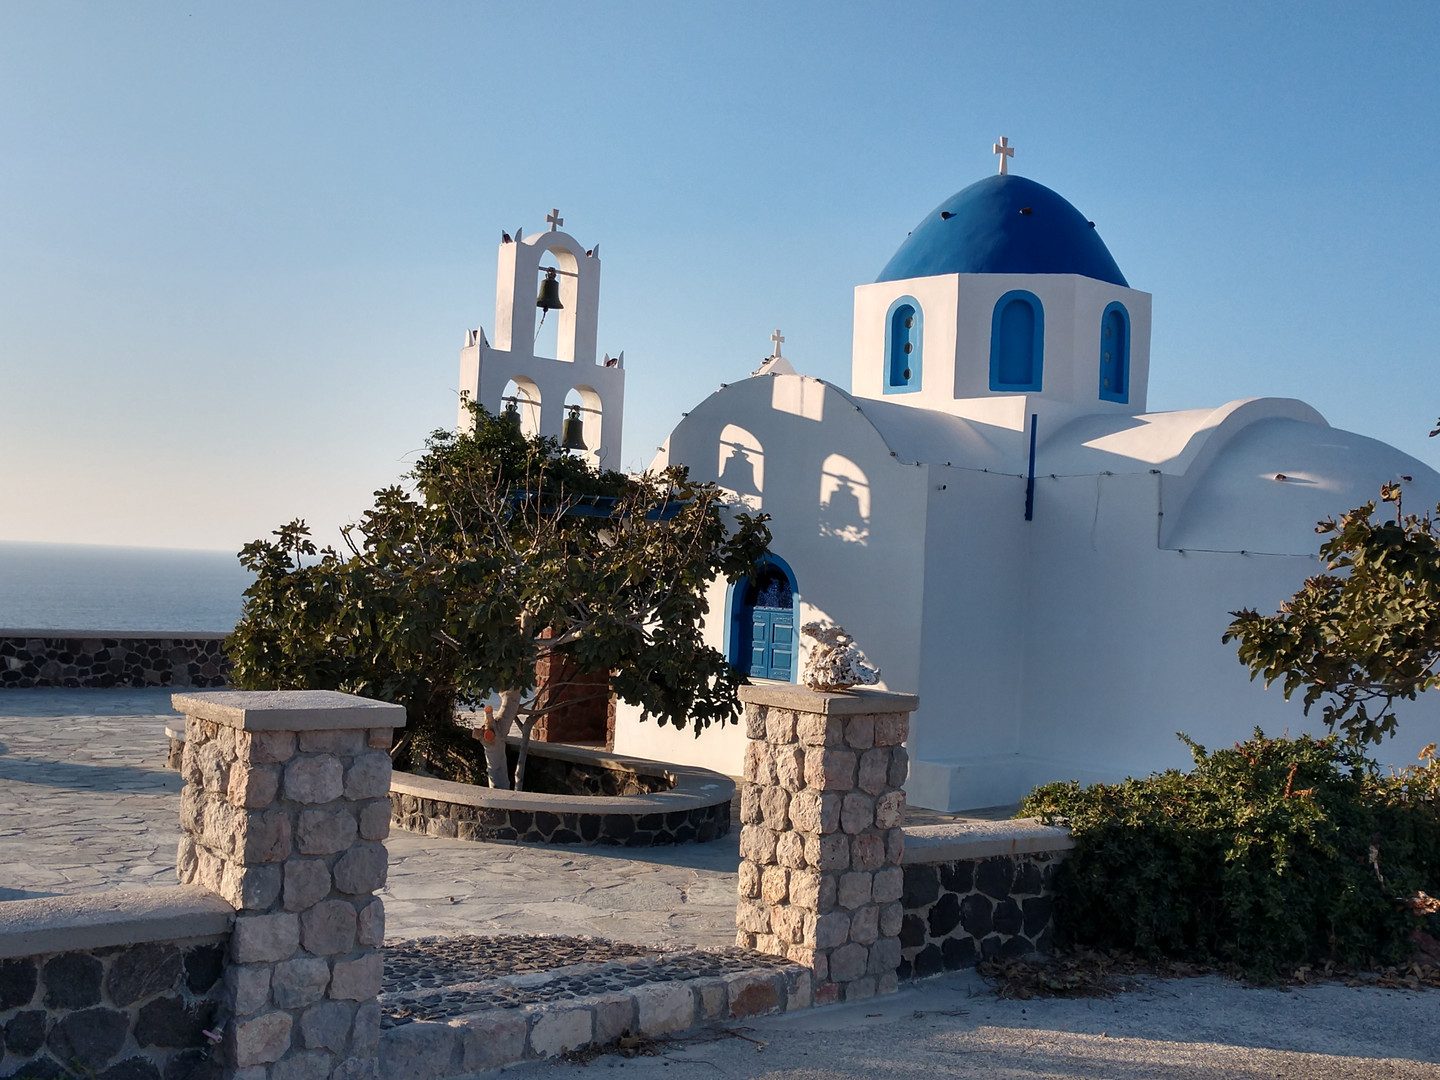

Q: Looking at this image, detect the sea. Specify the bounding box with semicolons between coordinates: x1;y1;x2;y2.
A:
0;541;254;633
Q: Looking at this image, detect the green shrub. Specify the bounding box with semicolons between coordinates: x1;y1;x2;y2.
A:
1021;733;1440;979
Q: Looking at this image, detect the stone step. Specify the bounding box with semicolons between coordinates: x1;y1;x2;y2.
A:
377;935;810;1078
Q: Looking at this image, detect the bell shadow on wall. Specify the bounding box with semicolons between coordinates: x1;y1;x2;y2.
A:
818;454;871;544
719;446;762;498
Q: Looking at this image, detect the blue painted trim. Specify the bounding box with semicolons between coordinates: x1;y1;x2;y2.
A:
883;296;922;394
989;290;1045;392
726;554;800;683
1098;301;1130;404
1024;413;1038;521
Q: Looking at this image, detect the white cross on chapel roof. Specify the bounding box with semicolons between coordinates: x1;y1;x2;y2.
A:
993;136;1014;175
770;329;785;357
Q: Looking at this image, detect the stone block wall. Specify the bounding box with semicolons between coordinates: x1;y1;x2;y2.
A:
898;851;1065;977
0;935;227;1078
172;689;404;1080
0;886;235;1080
0;632;229;689
734;683;918;1005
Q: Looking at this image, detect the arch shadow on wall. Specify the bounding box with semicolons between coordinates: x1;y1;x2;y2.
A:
817;453;871;544
725;554;799;683
718;423;764;507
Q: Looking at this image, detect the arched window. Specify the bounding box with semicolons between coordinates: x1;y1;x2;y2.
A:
885;297;922;393
728;557;797;682
989;290;1044;392
500;377;542;437
1098;302;1130;403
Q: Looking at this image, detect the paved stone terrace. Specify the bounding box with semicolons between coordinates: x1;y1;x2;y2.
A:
0;688;743;950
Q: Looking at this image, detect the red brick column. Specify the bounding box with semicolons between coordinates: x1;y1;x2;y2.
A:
735;684;917;1005
172;690;404;1080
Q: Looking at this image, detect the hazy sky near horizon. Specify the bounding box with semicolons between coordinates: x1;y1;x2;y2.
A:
4;2;1440;552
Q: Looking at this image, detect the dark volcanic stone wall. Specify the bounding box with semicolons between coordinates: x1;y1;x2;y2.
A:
0;634;229;689
390;791;730;847
513;749;672;798
898;852;1064;978
0;938;227;1079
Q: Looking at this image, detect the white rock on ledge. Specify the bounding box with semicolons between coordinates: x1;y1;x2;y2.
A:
800;623;880;692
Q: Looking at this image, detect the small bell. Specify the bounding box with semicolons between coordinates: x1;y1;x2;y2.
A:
501;398;521;427
562;405;586;451
536;268;563;311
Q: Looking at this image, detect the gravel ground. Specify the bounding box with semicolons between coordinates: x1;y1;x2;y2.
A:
504;969;1440;1079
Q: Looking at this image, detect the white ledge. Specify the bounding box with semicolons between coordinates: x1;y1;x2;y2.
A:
0;886;234;959
900;819;1074;864
737;683;918;716
172;690;406;731
0;629;231;639
392;739;733;815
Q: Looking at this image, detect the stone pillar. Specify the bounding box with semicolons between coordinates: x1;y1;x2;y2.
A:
735;684;917;1006
172;690;405;1080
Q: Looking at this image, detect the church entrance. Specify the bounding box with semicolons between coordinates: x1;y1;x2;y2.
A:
732;559;796;682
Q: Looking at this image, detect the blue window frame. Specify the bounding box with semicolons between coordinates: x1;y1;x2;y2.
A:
884;297;922;393
989;290;1044;392
1099;301;1130;403
728;556;798;682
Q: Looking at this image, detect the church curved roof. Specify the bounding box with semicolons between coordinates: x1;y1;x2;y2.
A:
876;174;1128;287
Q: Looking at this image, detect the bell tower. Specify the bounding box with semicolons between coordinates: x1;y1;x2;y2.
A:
457;211;625;467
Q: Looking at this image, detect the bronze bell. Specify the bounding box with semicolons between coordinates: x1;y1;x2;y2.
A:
562;405;586;451
536;268;563;311
501;398;521;427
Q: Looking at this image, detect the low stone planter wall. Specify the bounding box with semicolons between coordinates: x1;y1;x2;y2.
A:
0;886;235;1079
897;820;1074;978
390;739;734;846
0;631;229;689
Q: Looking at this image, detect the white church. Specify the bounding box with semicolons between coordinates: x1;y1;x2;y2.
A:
459;149;1440;811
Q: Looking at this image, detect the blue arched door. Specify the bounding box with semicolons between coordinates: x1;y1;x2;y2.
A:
734;563;795;681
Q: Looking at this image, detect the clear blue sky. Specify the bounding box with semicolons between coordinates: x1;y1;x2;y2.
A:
4;1;1439;551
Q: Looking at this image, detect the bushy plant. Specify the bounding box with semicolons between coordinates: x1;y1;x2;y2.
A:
1021;733;1440;979
1225;483;1440;748
227;404;771;787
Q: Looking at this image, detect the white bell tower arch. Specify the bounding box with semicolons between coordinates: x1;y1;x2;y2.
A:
458;211;625;467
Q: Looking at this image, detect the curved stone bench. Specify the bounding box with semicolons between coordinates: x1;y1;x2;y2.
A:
390;740;735;846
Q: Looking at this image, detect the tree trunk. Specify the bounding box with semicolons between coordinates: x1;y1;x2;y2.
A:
481;688;523;789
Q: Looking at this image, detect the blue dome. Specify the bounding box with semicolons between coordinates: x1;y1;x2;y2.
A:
876;174;1128;287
